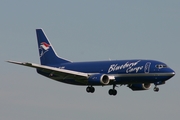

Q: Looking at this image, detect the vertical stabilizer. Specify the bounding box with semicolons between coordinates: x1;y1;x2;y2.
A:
36;29;71;65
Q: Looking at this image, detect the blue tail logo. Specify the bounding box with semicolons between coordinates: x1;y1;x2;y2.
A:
39;42;50;57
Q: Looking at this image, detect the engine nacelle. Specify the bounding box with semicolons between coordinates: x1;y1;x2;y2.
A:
128;83;151;91
88;74;110;85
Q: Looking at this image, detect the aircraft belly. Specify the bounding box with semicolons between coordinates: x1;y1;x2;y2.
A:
114;75;171;84
115;76;155;84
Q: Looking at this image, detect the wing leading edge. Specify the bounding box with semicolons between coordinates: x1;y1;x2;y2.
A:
7;60;89;79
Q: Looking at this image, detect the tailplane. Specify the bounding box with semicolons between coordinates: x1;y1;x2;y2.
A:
36;29;71;65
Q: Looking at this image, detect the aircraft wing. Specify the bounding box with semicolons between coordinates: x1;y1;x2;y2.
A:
7;60;89;79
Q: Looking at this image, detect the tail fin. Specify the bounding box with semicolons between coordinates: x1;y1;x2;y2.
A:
36;29;71;65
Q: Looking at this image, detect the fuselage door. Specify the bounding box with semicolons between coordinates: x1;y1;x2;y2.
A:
144;62;151;73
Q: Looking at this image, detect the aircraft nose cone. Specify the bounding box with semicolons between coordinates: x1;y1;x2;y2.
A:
171;71;175;77
169;68;175;77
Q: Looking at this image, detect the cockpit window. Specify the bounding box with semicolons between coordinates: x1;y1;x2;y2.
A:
155;64;168;69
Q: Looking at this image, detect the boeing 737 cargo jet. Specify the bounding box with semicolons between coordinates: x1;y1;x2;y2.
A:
7;29;175;96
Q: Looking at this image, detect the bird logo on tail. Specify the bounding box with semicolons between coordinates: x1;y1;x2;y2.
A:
39;42;50;57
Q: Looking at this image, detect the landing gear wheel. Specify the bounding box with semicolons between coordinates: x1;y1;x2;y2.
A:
86;87;91;93
108;89;117;96
108;89;113;95
113;89;117;95
90;87;95;93
86;86;95;93
154;87;159;92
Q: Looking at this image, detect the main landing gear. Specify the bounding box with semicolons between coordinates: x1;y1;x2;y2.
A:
108;84;117;96
86;85;118;96
86;86;95;93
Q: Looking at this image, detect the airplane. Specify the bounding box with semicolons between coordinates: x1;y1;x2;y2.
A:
7;29;175;96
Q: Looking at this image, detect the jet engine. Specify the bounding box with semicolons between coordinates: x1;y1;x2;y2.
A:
128;83;151;91
88;74;110;85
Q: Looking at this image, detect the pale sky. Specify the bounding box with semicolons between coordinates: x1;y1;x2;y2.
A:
1;1;180;120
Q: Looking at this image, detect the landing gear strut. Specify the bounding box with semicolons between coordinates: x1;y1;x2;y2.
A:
108;84;117;96
86;86;95;93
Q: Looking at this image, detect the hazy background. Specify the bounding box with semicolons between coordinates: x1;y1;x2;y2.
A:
1;1;180;120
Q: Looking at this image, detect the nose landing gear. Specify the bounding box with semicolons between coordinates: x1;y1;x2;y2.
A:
153;86;159;92
153;81;165;92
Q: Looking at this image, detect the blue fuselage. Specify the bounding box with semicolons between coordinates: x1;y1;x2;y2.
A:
37;59;175;86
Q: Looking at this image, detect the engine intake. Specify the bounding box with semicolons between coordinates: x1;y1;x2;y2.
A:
88;74;110;85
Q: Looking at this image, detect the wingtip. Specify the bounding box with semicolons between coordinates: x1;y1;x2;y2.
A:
6;60;22;65
6;60;12;63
